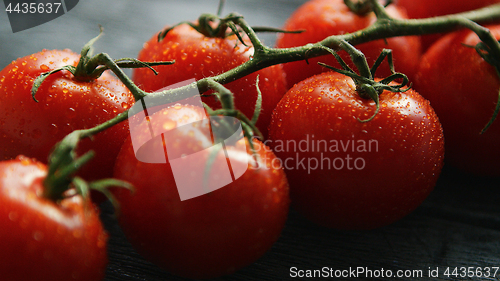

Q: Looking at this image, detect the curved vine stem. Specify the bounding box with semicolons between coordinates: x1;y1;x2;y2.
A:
185;4;500;92
44;3;500;139
33;3;500;178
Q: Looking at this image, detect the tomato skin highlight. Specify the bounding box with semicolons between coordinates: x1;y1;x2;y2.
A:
0;49;134;182
269;72;444;229
415;25;500;177
113;105;290;279
133;24;287;139
275;0;421;88
0;156;108;281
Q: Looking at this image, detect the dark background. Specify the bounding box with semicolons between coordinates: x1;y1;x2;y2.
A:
1;1;499;280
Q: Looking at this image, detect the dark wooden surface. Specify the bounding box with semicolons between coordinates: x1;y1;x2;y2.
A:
1;1;499;280
100;165;500;281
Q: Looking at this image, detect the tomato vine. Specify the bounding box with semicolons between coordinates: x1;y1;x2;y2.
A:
31;0;500;181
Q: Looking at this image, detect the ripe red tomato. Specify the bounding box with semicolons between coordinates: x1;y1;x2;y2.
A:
133;23;287;138
0;49;134;182
275;0;421;88
0;155;108;281
395;0;500;49
113;104;290;279
396;0;500;21
268;72;444;229
415;25;500;176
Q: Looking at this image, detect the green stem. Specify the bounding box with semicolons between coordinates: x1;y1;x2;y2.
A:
53;3;500;136
91;53;149;101
197;4;500;88
40;3;500;186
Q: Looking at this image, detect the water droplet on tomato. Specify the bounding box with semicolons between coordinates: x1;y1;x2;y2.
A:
174;103;182;110
62;88;68;94
49;124;58;134
40;64;49;71
72;230;82;238
163;120;176;130
181;53;188;60
121;102;129;109
8;211;18;221
33;231;44;241
67;108;76;119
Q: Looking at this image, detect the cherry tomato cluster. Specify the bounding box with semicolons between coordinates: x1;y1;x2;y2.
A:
0;0;499;280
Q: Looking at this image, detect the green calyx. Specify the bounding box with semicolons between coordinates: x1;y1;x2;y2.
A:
31;26;174;102
42;130;134;208
318;44;410;122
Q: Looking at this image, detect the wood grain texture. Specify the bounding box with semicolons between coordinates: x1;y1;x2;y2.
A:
100;165;500;281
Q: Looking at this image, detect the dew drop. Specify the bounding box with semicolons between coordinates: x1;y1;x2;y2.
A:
173;103;182;110
40;64;49;71
73;230;82;239
162;120;176;130
33;231;44;241
49;124;58;135
8;211;18;221
67;108;76;119
121;102;129;109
